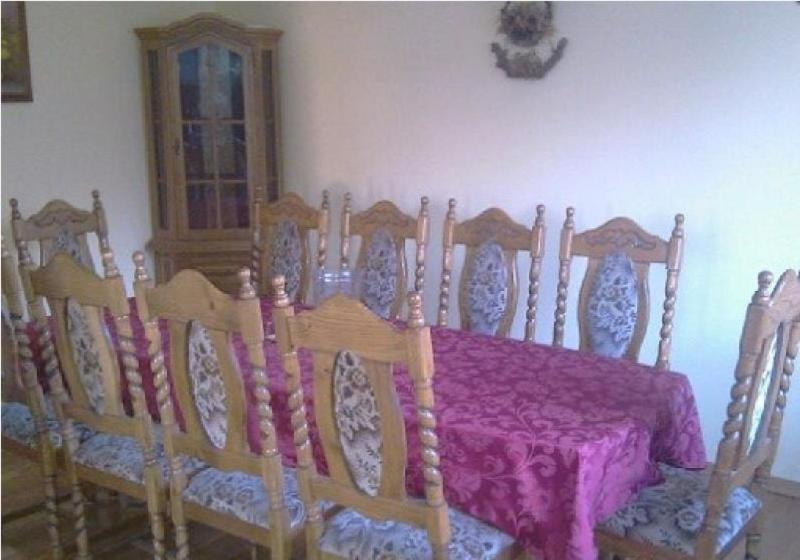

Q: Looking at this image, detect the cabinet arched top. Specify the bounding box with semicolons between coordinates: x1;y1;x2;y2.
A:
135;13;282;48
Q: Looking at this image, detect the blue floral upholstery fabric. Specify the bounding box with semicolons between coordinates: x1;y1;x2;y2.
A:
332;350;382;496
465;242;509;336
186;321;228;450
2;401;94;448
598;463;762;555
269;220;303;302
358;228;398;319
318;506;515;559
586;251;639;358
66;299;107;414
73;432;204;485
42;229;92;270
182;467;309;530
747;332;779;453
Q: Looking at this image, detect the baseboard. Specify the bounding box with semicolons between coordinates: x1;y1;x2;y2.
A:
767;476;800;499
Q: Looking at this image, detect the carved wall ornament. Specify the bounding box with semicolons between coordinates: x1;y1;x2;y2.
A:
491;1;567;80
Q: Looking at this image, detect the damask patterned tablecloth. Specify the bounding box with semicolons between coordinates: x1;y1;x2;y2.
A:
26;299;706;560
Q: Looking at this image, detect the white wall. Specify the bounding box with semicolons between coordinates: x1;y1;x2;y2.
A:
1;1;208;281
219;2;800;481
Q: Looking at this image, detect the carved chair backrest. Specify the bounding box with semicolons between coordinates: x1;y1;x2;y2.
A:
552;208;685;369
694;269;800;557
10;191;110;274
340;195;430;319
437;199;546;340
252;191;330;303
26;251;145;442
133;254;289;530
272;277;451;556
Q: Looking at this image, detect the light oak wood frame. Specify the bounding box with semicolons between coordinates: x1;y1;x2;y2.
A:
2;238;66;559
340;195;430;319
26;250;166;560
597;269;800;560
133;255;296;559
552;208;685;369
9;191;111;274
273;276;522;559
252;190;330;301
437;199;546;340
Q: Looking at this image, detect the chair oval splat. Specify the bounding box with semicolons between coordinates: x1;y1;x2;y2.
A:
186;321;228;450
332;349;382;496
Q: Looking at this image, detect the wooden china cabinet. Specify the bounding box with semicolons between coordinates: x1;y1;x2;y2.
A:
136;14;282;292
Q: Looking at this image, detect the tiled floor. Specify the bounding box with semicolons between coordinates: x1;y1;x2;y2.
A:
2;450;799;559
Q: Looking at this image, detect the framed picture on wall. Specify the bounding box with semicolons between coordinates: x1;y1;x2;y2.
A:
2;1;32;102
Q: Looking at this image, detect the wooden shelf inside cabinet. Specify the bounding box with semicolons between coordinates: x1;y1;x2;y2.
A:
137;13;283;292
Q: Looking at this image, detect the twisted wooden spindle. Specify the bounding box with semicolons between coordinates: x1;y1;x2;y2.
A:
408;291;450;558
13;310;63;558
272;275;322;558
414;196;430;295
437;199;456;327
92;190;111;256
525;204;545;342
252;196;263;294
656;213;684;370
318;190;330;272
134;250;188;559
553;207;575;347
119;304;165;560
340;193;352;270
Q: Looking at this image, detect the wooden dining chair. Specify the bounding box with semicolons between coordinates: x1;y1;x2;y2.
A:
340;194;430;319
437;199;546;339
26;250;176;560
596;268;800;560
272;276;522;559
552;208;685;369
133;254;302;559
9;190;111;273
252;191;330;303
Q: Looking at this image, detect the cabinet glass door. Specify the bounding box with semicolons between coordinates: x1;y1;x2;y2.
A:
176;42;250;234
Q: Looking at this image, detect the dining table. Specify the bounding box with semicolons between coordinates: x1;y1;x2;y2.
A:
25;296;707;560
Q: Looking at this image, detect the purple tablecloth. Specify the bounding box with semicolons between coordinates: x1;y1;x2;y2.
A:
27;298;706;560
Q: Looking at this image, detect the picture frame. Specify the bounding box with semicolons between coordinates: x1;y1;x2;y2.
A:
2;1;33;102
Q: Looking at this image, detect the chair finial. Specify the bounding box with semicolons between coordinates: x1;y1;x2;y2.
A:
535;204;545;225
421;196;430;211
322;189;330;209
272;275;290;307
92;189;101;207
673;213;685;237
754;270;773;303
565;207;575;228
408;291;424;328
132;251;149;281
239;267;256;300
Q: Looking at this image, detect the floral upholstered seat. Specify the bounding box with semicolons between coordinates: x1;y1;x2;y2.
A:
73;432;205;485
598;463;761;555
182;467;312;530
2;401;95;448
318;506;515;560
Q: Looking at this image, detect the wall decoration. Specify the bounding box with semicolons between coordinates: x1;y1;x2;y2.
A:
2;1;32;102
491;1;567;80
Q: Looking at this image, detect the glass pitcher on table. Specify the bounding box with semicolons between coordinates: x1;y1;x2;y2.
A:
313;266;356;305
